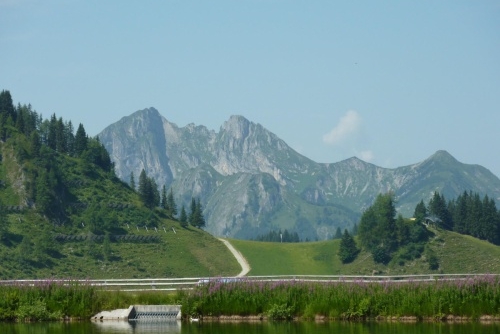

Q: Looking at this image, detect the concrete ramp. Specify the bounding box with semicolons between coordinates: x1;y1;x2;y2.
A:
92;305;181;321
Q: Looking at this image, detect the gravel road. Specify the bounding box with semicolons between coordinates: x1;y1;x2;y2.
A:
218;238;251;277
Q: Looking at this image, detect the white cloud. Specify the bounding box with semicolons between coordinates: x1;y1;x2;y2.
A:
322;110;361;145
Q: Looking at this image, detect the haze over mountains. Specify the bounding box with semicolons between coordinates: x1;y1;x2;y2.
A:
99;108;500;240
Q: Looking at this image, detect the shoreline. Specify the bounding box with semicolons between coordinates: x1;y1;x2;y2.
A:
196;314;500;323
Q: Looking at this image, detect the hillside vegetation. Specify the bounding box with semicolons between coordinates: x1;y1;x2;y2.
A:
0;90;240;279
229;227;500;276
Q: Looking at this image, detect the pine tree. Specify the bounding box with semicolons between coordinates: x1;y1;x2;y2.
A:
195;198;206;228
358;193;397;263
47;114;57;150
428;191;452;229
413;200;427;223
189;197;205;228
338;229;359;263
161;185;169;211
167;188;178;217
138;169;151;207
179;205;188;228
129;172;136;191
189;197;197;226
74;123;87;156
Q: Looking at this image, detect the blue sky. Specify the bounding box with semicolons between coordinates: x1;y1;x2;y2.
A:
2;1;500;177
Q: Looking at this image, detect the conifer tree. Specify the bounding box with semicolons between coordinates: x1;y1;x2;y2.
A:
413;200;427;223
338;229;359;263
74;123;87;156
167;188;177;217
129;172;136;191
161;185;168;211
189;197;205;228
358;193;397;263
179;205;188;228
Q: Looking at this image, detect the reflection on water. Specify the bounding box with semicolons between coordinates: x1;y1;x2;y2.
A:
1;320;500;334
92;320;181;333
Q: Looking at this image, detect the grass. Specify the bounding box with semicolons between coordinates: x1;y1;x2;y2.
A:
228;227;500;276
0;219;240;279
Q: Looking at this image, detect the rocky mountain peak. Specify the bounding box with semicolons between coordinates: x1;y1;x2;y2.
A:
99;108;500;240
220;115;252;140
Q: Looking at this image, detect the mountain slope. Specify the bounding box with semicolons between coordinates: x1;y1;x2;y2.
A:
0;101;240;279
99;108;500;240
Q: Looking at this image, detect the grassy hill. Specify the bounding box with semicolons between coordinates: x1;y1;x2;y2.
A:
228;227;500;276
0;96;240;279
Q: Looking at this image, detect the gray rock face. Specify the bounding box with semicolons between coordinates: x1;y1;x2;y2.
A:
99;108;500;240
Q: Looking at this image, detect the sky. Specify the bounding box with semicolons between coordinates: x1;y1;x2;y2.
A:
1;1;500;177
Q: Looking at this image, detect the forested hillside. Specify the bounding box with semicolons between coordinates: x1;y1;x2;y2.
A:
0;90;239;278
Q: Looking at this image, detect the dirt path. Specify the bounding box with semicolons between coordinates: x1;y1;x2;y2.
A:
218;238;251;277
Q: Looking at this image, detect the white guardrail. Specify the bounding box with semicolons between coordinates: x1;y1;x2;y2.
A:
0;274;498;291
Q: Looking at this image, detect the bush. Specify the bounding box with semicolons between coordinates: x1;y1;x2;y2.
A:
267;303;293;320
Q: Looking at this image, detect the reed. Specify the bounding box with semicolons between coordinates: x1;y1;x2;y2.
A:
182;275;500;320
0;280;99;321
0;280;180;322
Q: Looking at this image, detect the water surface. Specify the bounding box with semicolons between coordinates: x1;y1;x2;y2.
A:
1;320;499;334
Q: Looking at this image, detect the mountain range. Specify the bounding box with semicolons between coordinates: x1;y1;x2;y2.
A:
98;108;500;240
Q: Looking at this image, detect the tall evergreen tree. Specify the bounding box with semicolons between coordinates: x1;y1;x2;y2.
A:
47;113;57;150
358;193;397;263
413;200;427;223
167;188;178;217
195;198;206;228
189;197;196;225
338;229;359;263
74;123;87;156
428;191;452;229
129;171;136;191
0;90;15;122
179;205;188;228
161;184;168;210
189;197;205;228
138;169;151;207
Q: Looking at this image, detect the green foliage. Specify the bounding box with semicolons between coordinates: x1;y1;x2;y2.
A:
413;200;427;223
179;205;188;228
267;303;294;320
74;123;87;156
138;169;160;209
183;275;500;320
338;229;359;263
0;92;242;279
358;193;398;261
189;197;205;228
428;191;453;229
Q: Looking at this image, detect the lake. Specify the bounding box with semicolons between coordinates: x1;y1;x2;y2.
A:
1;320;499;334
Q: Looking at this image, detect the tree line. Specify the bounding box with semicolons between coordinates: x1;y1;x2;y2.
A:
338;190;500;268
417;190;500;245
253;229;301;243
0;90;114;218
132;169;206;229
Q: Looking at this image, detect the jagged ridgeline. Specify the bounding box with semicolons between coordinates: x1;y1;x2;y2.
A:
0;90;239;279
99;107;500;241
